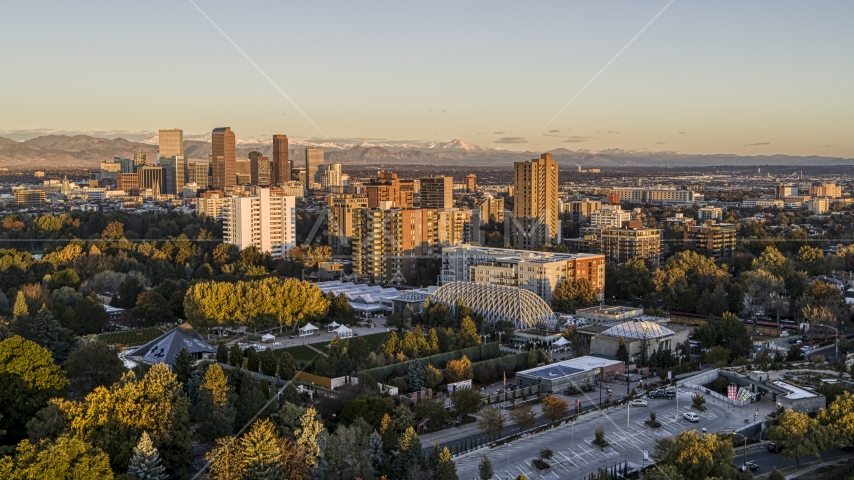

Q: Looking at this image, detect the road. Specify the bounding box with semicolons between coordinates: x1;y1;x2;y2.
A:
739;447;851;474
453;389;757;480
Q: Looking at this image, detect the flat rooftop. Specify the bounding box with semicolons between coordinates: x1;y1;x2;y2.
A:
518;355;623;380
772;381;819;400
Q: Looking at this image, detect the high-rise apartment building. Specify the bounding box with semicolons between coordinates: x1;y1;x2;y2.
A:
465;174;477;193
187;161;209;188
158;156;185;195
439;245;605;303
352;205;436;284
158;129;184;158
563;198;603;224
590;204;632;227
211;127;236;189
684;221;736;260
420;176;453;209
272;135;289;186
435;208;474;246
224;188;296;257
697;206;723;222
476;196;505;225
366;171;414;208
319;163;343;189
577;221;661;265
138;165;164;193
305;148;324;189
513;153;559;249
327;194;369;250
196;192;229;219
117;173;139;193
249;151;271;186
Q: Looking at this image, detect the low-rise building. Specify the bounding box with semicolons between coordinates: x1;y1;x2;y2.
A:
516;356;625;393
588;319;691;364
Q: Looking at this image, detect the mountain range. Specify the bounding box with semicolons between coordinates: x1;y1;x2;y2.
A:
0;134;851;168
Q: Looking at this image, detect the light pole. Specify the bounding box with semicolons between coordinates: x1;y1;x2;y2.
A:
732;432;748;470
627;403;631;430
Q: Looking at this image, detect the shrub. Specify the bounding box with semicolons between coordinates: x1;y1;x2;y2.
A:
691;393;707;411
645;411;661;428
593;428;608;448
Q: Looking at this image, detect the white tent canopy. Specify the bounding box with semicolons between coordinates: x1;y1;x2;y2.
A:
552;337;571;347
299;323;320;337
332;325;353;338
327;321;341;332
261;333;276;343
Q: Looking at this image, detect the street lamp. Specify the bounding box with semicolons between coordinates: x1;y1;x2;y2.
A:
731;432;749;471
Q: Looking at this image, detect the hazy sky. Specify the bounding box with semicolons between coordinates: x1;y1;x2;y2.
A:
1;1;852;157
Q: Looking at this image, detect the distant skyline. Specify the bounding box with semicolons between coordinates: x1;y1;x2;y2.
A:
1;1;852;157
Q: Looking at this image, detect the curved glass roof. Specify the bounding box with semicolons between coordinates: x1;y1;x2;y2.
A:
600;320;674;340
430;282;557;329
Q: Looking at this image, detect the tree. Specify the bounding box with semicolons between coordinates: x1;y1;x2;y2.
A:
477;407;505;439
260;348;277;377
64;341;126;396
478;455;494;480
424;364;444;389
769;409;830;467
229;343;243;368
296;407;324;470
240;418;285;480
393;427;425;479
13;291;28;318
705;345;731;367
509;403;537;431
768;468;785;480
551;278;597;313
205;436;245;480
615;337;629;363
445;355;473;383
434;446;459;480
541;395;569;424
819;391;854;446
655;430;737;480
0;435;114;480
617;258;652;303
278;351;296;380
216;343;229;364
132;291;176;325
116;274;146;308
26;402;67;442
127;431;167;480
0;336;68;441
457;316;480;348
26;305;73;362
451;388;482;421
172;348;196;386
197;364;235;442
339;396;391;430
407;360;426;392
246;346;260;372
48;268;81;291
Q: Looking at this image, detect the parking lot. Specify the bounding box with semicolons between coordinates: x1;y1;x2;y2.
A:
453;389;769;480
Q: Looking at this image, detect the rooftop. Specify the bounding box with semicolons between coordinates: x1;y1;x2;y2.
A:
600;320;675;340
518;355;623;380
771;380;820;400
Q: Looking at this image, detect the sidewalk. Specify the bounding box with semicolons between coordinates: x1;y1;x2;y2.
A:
785;457;850;479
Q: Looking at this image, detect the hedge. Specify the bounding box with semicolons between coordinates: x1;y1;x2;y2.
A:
361;342;501;381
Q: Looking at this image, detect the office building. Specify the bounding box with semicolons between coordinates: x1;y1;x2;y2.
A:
611;187;695;205
138;165;164;193
742;198;784;208
807;197;830;215
697;206;723;222
366;171;413;208
197;193;229;219
775;183;797;199
224;188;296;257
684;221;737;260
319;163;343;189
271;135;289;185
606;192;621;204
117;173;139;193
249;151;271;186
327;194;369;250
513;153;559;249
278;181;305;198
420;176;453;209
158;128;184;157
465;174;477;193
476;196;505;224
133;152;147;170
187;161;209;188
590;204;632;227
115;157;136;173
305;148;324;189
158;156;185;195
439;244;605;304
211;127;236;189
577;221;661;265
13;189;46;207
99;161;122;181
352;205;436;285
809;183;842;198
563;198;603;224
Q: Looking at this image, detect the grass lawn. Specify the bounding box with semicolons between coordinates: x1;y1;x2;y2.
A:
273;332;389;368
98;327;167;347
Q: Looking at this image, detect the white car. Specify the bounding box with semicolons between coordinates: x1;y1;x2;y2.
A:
630;399;648;407
683;412;700;423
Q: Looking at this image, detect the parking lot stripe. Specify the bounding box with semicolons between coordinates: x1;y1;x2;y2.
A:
559;451;578;468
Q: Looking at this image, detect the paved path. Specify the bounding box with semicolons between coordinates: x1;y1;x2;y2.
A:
305;343;329;358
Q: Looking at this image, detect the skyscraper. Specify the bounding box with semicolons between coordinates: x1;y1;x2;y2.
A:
513;153;559;249
305;148;324;189
419;176;453;209
133;152;147;170
158;156;185;195
249;151;271;186
465;174;477;193
224;188;296;257
211;127;236;189
138;165;164;193
319;163;343;189
158;129;184;157
272;135;289;186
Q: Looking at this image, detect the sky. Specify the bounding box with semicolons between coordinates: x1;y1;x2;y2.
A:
0;1;852;157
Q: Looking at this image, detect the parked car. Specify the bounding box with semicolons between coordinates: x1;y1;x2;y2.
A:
649;390;674;400
630;399;648;407
738;461;760;472
683;412;700;423
767;442;784;453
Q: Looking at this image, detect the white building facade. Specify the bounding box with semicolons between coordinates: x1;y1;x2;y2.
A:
224;188;296;257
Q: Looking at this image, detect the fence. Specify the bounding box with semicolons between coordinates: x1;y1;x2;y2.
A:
678;369;754;407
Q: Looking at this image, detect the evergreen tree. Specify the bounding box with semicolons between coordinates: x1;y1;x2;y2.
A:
127;431;167;480
458;316;480;348
246;346;260;372
278;351;296;380
260;348;277;377
229;343;243;368
234;373;266;435
406;361;426;392
615;337;629;364
427;441;442;472
216;343;229;364
478;455;494;480
393;427;425;478
435;446;459;480
172;348;195;386
197;364;234;441
13;291;28;318
240;418;284;480
310;434;328;480
369;431;385;474
28;305;73;362
296;407;324;469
